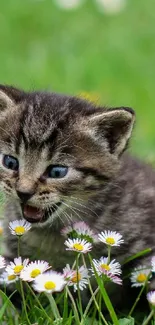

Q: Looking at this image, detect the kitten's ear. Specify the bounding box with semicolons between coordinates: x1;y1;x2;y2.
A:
89;107;135;156
0;85;24;111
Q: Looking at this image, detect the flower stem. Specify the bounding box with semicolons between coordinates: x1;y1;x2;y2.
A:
17;236;21;257
142;309;155;325
128;273;151;317
45;292;61;320
26;282;53;323
76;254;83;317
80;287;99;324
66;286;80;325
88;253;119;325
107;245;111;264
19;279;31;325
82;255;109;325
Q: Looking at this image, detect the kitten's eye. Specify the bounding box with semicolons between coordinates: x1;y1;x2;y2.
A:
47;166;68;179
2;155;19;171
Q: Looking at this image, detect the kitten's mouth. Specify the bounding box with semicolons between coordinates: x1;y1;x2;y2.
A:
21;203;62;224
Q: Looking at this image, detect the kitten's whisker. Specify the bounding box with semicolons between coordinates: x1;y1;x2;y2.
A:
60;201;83;222
57;203;73;224
50;203;65;226
59;195;100;217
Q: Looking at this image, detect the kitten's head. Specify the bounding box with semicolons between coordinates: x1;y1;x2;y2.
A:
0;85;135;225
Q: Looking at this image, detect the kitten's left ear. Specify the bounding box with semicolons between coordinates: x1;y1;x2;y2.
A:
89;107;135;156
0;85;24;111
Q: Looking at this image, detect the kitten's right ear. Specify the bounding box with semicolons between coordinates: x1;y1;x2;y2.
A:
0;85;24;111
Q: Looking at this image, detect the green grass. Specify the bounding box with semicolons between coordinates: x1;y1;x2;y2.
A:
0;0;155;159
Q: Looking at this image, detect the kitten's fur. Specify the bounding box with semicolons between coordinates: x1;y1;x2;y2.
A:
0;85;155;306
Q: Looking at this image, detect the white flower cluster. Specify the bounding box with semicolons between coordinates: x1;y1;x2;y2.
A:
0;219;124;293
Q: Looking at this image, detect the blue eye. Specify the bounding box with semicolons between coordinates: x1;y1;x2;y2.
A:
47;166;68;179
2;155;19;171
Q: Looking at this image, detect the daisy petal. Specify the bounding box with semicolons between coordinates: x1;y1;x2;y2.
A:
98;230;124;247
20;260;50;282
9;219;31;236
33;271;65;293
64;238;92;253
130;266;151;287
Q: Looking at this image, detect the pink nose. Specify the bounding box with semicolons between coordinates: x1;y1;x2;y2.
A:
17;190;34;203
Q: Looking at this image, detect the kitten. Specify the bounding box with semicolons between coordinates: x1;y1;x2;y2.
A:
0;85;155;305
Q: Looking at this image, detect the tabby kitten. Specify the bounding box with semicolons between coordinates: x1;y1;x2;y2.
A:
0;85;155;292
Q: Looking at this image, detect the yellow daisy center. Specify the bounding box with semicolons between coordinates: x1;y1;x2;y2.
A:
106;237;115;245
100;263;110;271
71;272;81;283
14;265;24;274
44;281;56;290
30;269;41;278
73;243;84;251
8;274;16;281
0;226;3;235
14;226;25;235
136;273;147;283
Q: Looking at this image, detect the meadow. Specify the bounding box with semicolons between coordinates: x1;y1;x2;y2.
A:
0;0;155;324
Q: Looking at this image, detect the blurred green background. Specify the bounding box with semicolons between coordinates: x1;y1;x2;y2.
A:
0;0;155;161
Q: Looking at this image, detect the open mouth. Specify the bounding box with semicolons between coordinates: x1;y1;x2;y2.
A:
21;202;62;224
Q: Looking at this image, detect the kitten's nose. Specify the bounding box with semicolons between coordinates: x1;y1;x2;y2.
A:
16;190;34;203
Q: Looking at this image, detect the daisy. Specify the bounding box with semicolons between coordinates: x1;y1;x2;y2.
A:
0;271;18;284
130;266;151;287
9;219;31;236
63;264;75;282
0;255;5;269
53;0;83;10
147;291;155;306
33;271;65;293
6;257;29;275
74;221;99;243
110;275;122;285
98;230;124;247
96;0;126;15
92;257;122;276
20;260;50;282
151;256;155;272
63;264;89;291
62;221;98;243
64;238;92;253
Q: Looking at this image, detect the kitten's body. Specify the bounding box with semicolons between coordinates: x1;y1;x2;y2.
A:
0;85;154;308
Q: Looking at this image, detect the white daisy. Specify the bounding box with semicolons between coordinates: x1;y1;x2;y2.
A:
147;291;155;306
54;0;83;10
74;221;99;243
64;238;92;253
0;271;18;285
110;275;122;285
63;264;89;291
151;256;155;272
92;257;122;276
63;264;75;282
20;260;50;282
9;219;31;236
98;230;124;247
33;271;65;293
130;266;151;287
96;0;126;15
6;257;29;275
62;221;98;243
0;255;5;269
